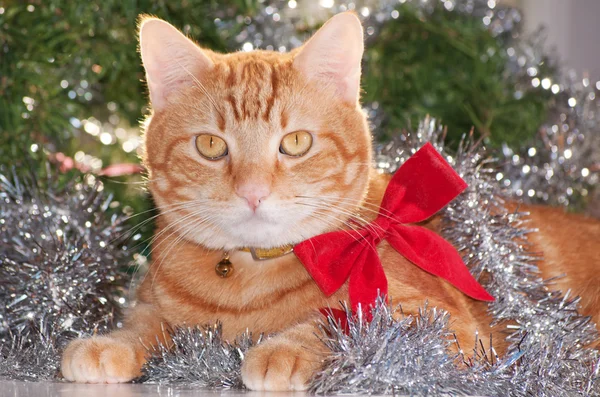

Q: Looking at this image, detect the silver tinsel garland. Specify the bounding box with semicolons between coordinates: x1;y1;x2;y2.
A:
312;300;481;395
499;72;600;214
0;319;61;381
0;167;131;379
139;323;262;388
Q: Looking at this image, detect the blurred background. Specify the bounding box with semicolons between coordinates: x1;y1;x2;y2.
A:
1;0;598;233
518;0;600;83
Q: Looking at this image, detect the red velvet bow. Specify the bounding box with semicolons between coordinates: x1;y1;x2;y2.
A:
294;143;494;313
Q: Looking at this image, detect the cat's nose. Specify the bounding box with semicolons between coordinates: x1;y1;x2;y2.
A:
235;184;271;212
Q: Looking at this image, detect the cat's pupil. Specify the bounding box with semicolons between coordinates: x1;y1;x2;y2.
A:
210;136;213;148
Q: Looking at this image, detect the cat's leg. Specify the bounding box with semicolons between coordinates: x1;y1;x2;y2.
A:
393;294;495;355
61;302;166;383
241;318;326;391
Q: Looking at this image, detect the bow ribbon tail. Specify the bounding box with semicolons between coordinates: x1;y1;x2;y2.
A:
348;238;388;316
387;224;494;301
319;307;351;334
320;240;386;329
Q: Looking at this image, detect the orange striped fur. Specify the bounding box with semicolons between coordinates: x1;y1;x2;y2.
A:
61;12;600;391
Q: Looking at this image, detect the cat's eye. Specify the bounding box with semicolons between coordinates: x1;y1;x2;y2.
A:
279;131;313;157
195;134;228;160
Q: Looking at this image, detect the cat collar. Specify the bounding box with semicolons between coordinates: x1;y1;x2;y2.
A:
214;245;294;278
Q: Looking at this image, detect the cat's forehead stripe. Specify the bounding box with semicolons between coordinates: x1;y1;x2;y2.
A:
221;58;282;125
264;63;279;123
280;109;288;130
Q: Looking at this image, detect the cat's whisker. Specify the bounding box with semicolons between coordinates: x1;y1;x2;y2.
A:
131;199;234;255
125;210;196;256
110;207;192;249
112;212;166;247
139;206;214;258
296;194;389;214
150;215;206;287
119;200;202;225
130;208;212;291
294;202;372;240
131;212;214;292
142;209;218;290
311;196;396;223
295;199;375;228
296;196;392;240
296;194;397;222
295;200;388;240
154;211;223;280
280;205;362;247
148;220;197;289
290;204;352;235
301;208;377;250
318;211;383;247
101;178;154;186
113;200;215;246
304;209;361;235
295;201;370;230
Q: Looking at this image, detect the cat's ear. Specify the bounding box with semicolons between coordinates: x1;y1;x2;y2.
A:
293;12;364;104
139;16;214;110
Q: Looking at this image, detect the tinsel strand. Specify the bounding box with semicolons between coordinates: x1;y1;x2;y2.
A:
0;167;131;380
139;323;263;389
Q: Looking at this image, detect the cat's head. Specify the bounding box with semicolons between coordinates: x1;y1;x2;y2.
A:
139;12;372;250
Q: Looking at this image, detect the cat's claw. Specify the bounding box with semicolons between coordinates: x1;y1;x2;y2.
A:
61;336;142;383
241;338;320;391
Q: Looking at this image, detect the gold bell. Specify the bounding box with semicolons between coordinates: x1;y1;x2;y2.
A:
215;254;233;278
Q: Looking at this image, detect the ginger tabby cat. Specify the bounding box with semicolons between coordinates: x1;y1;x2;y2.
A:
61;12;600;391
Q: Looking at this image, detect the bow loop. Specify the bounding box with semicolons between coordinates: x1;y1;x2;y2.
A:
380;144;468;225
369;217;392;243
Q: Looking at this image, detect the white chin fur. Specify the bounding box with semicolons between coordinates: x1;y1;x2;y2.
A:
167;203;332;251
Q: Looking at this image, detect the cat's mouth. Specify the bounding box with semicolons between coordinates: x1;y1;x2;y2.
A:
220;206;312;249
169;201;332;251
237;212;286;230
226;222;300;249
241;204;286;223
247;212;279;225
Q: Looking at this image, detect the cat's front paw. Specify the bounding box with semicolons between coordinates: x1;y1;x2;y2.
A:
241;337;322;391
61;336;144;383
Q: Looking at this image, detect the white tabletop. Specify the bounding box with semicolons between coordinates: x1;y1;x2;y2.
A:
0;381;310;397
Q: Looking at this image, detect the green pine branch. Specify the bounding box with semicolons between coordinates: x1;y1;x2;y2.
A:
362;4;554;147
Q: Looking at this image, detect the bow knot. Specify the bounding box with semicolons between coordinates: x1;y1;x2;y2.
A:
370;218;391;242
294;143;494;313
